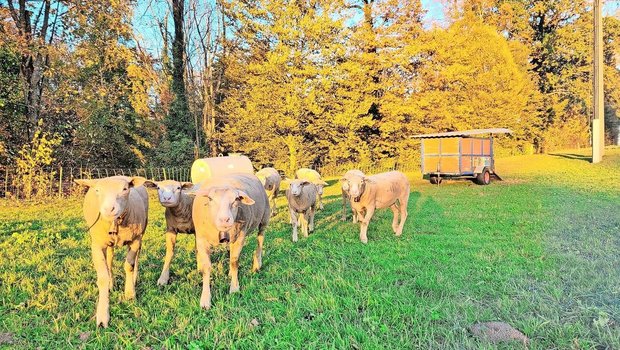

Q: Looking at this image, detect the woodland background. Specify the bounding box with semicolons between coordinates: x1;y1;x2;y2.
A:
2;0;620;177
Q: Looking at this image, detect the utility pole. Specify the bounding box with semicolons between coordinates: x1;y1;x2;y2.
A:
592;0;605;163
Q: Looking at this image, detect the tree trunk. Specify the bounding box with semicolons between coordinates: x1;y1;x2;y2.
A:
167;0;193;142
9;0;52;140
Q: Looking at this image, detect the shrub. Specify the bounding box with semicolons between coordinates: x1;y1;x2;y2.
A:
13;125;62;199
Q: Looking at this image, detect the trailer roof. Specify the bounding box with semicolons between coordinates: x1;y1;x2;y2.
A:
410;128;513;139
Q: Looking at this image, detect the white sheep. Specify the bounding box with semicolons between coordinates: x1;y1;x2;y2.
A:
144;180;195;286
74;176;148;328
192;173;270;310
284;178;319;242
295;168;327;210
345;171;410;244
255;167;281;216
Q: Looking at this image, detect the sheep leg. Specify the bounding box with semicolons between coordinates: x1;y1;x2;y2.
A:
270;192;277;217
396;191;410;236
318;193;324;210
229;233;246;294
309;206;315;233
290;209;299;242
341;190;348;221
253;230;265;272
390;203;400;233
300;212;309;238
91;245;110;328
106;246;114;291
359;206;375;244
158;231;177;286
124;239;141;300
196;237;212;309
352;207;359;224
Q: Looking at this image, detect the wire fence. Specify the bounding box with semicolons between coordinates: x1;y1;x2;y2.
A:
0;167;191;199
0;161;420;200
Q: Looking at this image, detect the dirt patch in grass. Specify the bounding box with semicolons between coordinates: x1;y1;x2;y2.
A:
469;322;529;345
0;332;15;345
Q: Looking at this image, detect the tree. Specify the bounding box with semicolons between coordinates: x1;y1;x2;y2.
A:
2;0;61;141
413;15;538;152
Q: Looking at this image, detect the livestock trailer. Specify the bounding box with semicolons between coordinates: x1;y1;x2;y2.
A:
411;128;512;185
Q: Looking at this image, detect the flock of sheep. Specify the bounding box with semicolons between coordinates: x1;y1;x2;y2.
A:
75;167;410;327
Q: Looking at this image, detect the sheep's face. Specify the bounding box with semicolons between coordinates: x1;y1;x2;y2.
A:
198;187;255;232
75;176;146;221
347;176;366;202
289;180;310;197
315;184;324;195
145;180;193;207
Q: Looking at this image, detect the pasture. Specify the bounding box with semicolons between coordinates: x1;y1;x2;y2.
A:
0;148;619;349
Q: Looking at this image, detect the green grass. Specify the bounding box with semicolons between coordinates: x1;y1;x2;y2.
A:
1;148;619;349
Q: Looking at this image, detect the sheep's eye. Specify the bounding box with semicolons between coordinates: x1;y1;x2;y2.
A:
177;187;181;190
123;187;128;192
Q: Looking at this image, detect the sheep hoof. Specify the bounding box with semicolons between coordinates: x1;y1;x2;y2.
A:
229;285;240;294
124;291;136;300
252;256;262;272
157;277;169;286
200;300;211;310
96;313;109;328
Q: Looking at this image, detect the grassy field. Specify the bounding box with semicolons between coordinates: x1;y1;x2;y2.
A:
1;148;619;349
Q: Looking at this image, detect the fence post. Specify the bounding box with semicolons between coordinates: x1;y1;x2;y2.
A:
163;168;167;180
58;167;63;198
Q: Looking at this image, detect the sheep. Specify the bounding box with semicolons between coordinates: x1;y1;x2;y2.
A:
346;171;410;244
284;179;318;242
143;180;196;286
74;176;148;328
340;169;365;223
192;173;270;310
295;168;328;210
255;167;281;216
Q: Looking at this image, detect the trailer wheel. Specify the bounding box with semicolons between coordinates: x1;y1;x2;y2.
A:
476;168;491;185
430;176;442;185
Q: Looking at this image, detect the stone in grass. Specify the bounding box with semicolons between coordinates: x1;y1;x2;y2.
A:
469;321;529;345
79;332;91;342
0;333;14;345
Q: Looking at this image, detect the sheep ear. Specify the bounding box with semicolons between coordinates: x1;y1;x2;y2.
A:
300;180;311;186
129;176;147;188
317;180;328;186
236;190;255;205
75;179;97;188
340;178;347;182
181;182;194;190
143;180;159;189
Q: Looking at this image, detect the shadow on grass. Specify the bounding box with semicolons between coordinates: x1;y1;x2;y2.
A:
550;152;592;162
325;178;340;187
